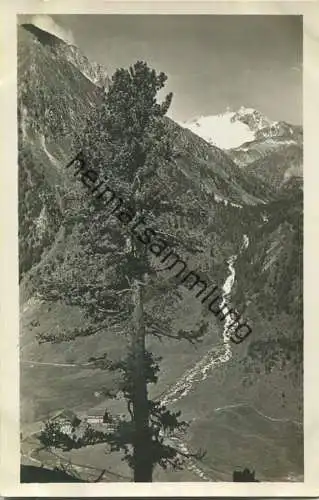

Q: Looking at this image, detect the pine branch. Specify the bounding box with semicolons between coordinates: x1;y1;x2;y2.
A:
36;323;110;344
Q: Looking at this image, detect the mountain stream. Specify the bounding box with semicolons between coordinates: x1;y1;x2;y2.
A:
158;235;249;480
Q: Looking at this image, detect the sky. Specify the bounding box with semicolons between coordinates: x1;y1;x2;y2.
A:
20;14;302;124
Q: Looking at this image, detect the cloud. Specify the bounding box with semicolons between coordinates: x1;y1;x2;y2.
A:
30;15;75;45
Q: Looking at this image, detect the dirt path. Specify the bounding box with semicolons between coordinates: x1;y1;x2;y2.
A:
21;360;92;368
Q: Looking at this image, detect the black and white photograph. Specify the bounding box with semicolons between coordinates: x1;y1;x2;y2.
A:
17;13;303;484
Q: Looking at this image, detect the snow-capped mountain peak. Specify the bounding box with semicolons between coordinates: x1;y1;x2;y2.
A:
178;107;274;150
231;106;273;132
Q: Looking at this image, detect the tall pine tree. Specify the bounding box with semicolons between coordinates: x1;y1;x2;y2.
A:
36;61;205;482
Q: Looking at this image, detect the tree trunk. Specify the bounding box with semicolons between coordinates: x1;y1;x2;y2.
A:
131;278;153;482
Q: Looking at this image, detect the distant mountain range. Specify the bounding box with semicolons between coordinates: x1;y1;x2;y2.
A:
179;107;303;189
18;23;303;481
178;106;301;149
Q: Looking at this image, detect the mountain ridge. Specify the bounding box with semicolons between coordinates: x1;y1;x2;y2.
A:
179;106;302;152
21;23;111;89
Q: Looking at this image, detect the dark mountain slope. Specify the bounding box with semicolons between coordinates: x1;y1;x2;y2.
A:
228;124;302;169
18;24;105;279
234;182;303;368
21;23;110;88
243;143;302;190
18;25;101;144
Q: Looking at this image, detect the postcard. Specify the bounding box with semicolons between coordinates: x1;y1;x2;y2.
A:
0;0;318;496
